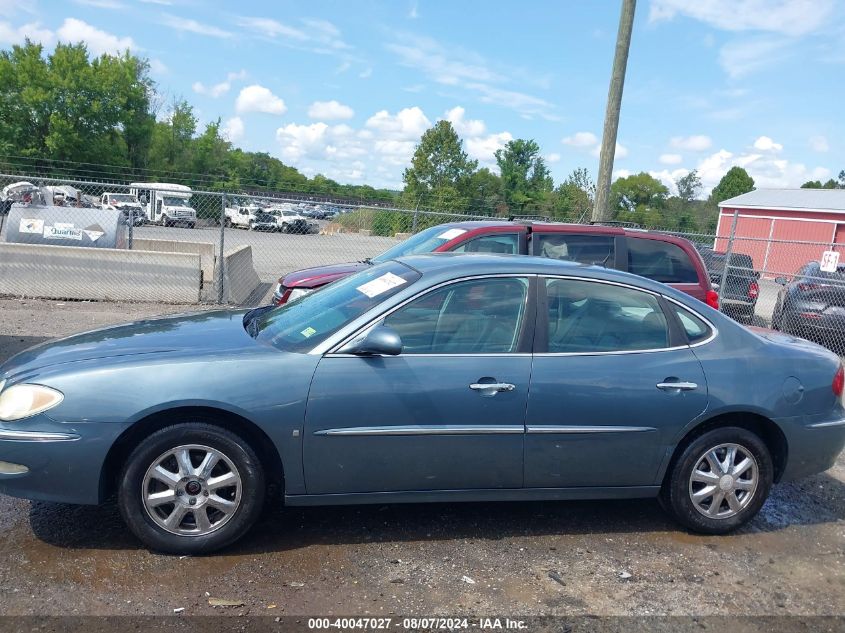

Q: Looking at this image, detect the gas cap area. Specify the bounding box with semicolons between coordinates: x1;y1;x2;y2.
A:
782;376;805;404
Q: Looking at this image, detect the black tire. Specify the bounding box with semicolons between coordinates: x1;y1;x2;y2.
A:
660;426;773;534
118;422;265;554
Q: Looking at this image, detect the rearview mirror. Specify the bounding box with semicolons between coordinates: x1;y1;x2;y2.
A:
342;325;402;356
775;276;787;285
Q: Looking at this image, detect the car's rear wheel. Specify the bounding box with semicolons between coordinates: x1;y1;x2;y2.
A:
118;423;265;554
661;426;772;534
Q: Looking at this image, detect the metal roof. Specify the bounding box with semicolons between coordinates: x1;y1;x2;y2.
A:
718;188;845;212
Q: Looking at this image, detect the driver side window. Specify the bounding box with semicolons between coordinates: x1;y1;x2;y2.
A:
383;277;529;354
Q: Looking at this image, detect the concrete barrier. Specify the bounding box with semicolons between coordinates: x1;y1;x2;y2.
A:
132;238;215;286
215;244;261;305
0;242;201;303
394;232;412;240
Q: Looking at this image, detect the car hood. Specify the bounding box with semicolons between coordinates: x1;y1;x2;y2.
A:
0;310;254;380
281;261;369;288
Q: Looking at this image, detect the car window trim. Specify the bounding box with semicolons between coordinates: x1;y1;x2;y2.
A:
533;274;704;356
321;273;538;357
661;295;719;348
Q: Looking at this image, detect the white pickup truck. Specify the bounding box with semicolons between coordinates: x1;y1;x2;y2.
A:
101;192;146;226
224;205;277;231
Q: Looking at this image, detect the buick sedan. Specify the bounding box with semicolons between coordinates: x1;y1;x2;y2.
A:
0;254;843;553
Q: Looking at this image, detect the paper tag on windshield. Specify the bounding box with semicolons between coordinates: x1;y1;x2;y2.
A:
437;228;467;241
301;326;317;338
357;272;407;298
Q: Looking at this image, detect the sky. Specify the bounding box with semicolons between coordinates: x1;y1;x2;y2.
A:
1;0;843;195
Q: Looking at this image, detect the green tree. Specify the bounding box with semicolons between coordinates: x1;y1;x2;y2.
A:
465;167;503;215
494;139;553;213
548;168;595;221
711;166;755;204
609;172;669;227
675;169;702;202
403;120;477;210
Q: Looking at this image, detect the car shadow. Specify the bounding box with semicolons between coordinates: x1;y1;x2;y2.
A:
27;470;845;554
0;335;51;362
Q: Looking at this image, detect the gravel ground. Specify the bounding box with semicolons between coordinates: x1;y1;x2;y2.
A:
0;298;843;618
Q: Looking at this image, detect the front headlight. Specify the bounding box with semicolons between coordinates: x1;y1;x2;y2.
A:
287;287;316;303
0;384;64;421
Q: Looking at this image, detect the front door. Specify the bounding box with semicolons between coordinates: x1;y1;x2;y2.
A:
303;276;535;494
525;277;708;488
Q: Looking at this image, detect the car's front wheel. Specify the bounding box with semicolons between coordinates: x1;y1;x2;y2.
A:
661;426;772;534
118;423;265;554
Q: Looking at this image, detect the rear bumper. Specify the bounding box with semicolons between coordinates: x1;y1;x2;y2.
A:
778;414;845;482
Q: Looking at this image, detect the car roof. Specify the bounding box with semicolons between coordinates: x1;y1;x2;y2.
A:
394;252;688;299
441;220;693;243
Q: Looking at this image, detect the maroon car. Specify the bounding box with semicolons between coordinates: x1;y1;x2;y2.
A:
272;221;719;309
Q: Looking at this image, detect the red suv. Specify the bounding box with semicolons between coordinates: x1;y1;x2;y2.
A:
272;221;718;309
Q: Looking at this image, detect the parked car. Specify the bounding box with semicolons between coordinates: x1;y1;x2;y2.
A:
249;210;279;232
224;205;263;230
696;246;759;324
272;221;718;307
772;261;845;351
1;254;842;553
267;208;319;234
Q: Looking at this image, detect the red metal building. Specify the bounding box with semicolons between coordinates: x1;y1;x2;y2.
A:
716;189;845;277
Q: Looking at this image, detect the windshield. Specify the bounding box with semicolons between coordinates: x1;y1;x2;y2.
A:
371;224;467;263
163;196;190;207
253;261;421;352
110;194;137;204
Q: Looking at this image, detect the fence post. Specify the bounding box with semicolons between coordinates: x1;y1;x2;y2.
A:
717;208;739;311
217;192;226;304
127;209;134;249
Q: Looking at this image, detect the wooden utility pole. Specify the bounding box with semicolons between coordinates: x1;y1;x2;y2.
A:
592;0;636;222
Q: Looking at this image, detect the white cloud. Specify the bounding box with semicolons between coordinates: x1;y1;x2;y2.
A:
148;58;168;75
694;147;831;192
235;84;287;115
365;107;431;140
159;14;232;38
308;100;354;120
222;116;245;143
562;131;598;148
74;0;124;8
444;106;486;137
409;1;419;19
649;168;693;196
546;153;561;163
670;134;712;151
809;135;829;152
659;153;683;165
193;71;247;99
753;135;783;151
465;131;513;165
718;37;790;78
649;0;834;37
235;16;306;40
359;67;372;79
55;18;134;56
0;21;55;47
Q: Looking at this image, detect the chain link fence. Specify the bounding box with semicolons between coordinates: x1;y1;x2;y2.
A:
2;173;845;355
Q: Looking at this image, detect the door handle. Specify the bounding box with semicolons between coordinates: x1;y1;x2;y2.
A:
469;382;515;393
656;381;698;391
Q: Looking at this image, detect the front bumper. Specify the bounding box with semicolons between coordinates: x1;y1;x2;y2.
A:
0;416;120;505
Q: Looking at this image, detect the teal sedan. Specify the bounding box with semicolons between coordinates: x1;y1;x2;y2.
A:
0;254;843;553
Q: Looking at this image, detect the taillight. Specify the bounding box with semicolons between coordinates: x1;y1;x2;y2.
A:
705;290;719;310
748;281;759;299
833;365;844;397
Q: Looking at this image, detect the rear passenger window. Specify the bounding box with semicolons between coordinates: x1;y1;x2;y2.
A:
451;234;518;254
545;279;669;353
628;238;698;283
672;305;712;344
535;234;615;266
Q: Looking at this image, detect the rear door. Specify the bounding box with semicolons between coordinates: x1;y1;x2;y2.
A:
625;235;706;302
524;276;708;488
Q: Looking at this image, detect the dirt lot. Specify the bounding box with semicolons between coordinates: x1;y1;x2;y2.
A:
0;297;843;618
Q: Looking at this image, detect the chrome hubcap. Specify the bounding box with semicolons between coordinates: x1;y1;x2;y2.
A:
689;442;758;519
141;444;241;536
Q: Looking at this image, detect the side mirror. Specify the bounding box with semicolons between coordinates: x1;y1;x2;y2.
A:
341;325;402;356
775;276;787;285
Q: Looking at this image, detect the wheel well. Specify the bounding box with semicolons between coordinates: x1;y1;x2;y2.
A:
666;412;788;484
99;406;284;502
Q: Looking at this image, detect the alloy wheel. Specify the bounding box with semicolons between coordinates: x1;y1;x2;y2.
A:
141;444;242;536
688;442;759;519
